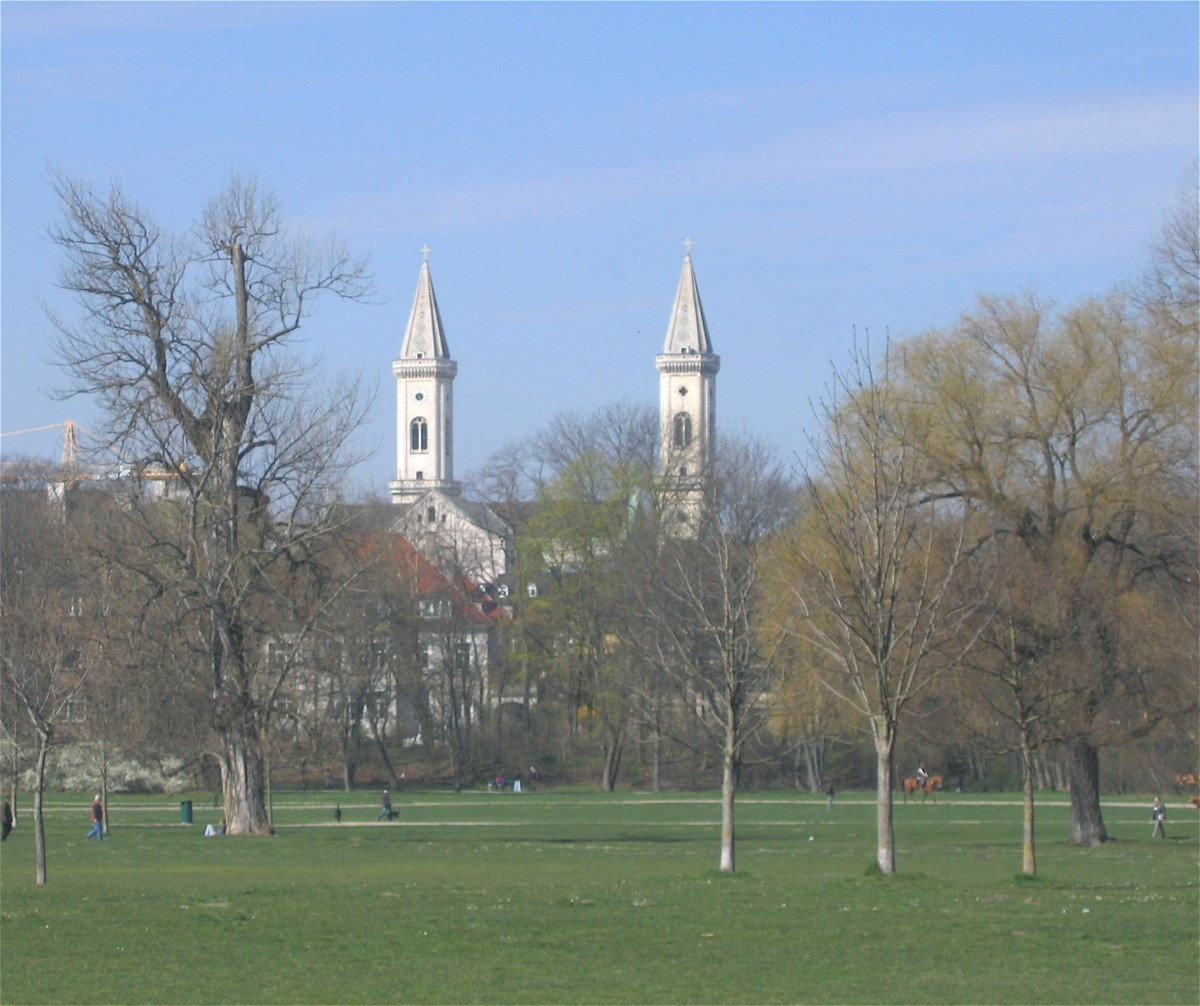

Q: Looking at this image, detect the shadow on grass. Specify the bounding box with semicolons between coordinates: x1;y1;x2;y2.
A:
862;862;931;882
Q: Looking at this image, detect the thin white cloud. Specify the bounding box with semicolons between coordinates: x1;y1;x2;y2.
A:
321;82;1195;242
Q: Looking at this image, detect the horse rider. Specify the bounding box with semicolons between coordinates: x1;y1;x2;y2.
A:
916;763;929;790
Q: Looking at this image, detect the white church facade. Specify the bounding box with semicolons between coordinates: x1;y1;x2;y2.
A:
386;246;719;562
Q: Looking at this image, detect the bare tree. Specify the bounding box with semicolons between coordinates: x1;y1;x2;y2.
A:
767;342;982;875
638;435;796;872
1130;161;1199;341
0;488;97;883
953;547;1077;877
412;545;498;793
46;173;371;834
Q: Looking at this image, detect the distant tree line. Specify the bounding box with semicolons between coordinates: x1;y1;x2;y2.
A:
2;168;1194;882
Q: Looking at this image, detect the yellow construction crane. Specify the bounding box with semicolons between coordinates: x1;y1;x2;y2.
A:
0;421;183;487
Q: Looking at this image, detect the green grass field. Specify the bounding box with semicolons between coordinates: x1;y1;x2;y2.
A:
1;788;1196;1004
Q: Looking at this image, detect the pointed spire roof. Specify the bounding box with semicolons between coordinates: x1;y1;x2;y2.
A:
662;252;713;355
400;258;451;360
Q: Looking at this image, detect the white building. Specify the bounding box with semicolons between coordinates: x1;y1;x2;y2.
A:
656;250;720;530
387;254;512;587
387;246;719;554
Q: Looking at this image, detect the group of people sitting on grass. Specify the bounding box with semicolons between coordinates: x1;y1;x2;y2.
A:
488;767;539;792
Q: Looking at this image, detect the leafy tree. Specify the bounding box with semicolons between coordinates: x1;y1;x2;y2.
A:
479;402;659;789
521;452;653;789
46;173;371;833
902;282;1197;844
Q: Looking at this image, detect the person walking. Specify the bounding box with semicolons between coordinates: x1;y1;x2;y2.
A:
85;794;104;842
1151;796;1167;839
2;799;13;840
377;789;397;821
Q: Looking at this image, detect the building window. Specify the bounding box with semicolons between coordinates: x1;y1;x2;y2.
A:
420;598;449;619
410;417;429;452
673;413;692;448
427;506;437;524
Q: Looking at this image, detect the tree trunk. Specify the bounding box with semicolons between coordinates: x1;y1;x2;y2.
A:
601;732;623;792
719;731;737;874
1067;738;1108;846
370;725;400;788
33;733;49;886
219;718;271;835
651;718;661;794
1020;732;1036;878
98;744;111;836
872;724;897;875
802;737;823;793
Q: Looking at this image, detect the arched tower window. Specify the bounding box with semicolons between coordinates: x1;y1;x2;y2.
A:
410;417;428;452
673;412;693;449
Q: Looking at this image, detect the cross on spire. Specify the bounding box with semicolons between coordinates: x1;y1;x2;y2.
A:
683;237;693;256
420;244;431;262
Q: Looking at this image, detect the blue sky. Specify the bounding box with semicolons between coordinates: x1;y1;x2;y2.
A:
2;1;1196;494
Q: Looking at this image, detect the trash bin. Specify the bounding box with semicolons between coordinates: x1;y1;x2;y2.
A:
180;800;193;824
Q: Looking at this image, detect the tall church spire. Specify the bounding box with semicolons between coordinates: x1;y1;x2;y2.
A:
661;248;714;355
656;247;720;530
390;254;460;502
400;258;452;361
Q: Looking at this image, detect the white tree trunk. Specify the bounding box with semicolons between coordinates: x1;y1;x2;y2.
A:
1021;732;1037;877
720;730;737;874
873;728;896;875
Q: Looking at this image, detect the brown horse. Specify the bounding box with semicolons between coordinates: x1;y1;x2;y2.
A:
902;775;943;803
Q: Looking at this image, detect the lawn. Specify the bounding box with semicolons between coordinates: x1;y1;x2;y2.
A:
1;788;1195;1004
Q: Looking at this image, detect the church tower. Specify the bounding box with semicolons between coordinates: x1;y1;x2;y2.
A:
656;247;720;528
389;254;461;502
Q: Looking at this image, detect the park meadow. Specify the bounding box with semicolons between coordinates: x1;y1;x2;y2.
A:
0;787;1196;1005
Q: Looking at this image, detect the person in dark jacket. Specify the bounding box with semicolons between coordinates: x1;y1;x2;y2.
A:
1151;796;1167;839
2;799;13;840
377;789;398;821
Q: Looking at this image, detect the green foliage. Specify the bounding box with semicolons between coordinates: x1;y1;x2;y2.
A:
2;789;1195;1004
